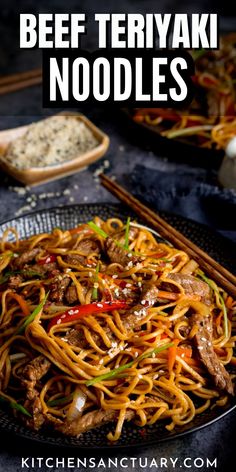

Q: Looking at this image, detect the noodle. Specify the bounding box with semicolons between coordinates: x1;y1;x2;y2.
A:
132;34;236;151
0;217;235;441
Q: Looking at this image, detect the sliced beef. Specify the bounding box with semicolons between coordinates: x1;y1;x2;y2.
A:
166;273;212;305
64;328;88;349
105;237;141;268
66;239;101;266
21;355;51;398
64;284;159;350
12;248;41;269
113;227;139;245
27;262;58;278
122;284;160;332
65;285;79;305
8;274;23;288
49;275;71;302
190;313;233;395
77;238;100;255
24;396;45;430
57;408;134;436
64;254;86;266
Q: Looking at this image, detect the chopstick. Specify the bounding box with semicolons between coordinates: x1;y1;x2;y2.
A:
100;173;236;298
0;68;42;95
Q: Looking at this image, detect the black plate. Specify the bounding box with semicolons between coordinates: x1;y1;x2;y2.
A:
0;203;235;450
122;108;224;169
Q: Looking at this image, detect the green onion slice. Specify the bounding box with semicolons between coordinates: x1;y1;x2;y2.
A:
17;292;49;334
87;221;108;239
0;395;31;417
92;263;100;301
86;342;173;386
124;217;131;250
198;271;228;338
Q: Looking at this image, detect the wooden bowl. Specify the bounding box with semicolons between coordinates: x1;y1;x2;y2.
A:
0;112;110;186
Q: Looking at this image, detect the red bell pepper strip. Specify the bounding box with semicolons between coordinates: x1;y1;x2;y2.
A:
38;254;57;265
69;224;94;235
48;300;128;330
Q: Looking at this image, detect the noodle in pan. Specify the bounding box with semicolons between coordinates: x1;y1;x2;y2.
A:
132;34;236;150
0;217;235;441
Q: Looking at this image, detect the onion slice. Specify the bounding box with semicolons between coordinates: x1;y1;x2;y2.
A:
67;388;87;421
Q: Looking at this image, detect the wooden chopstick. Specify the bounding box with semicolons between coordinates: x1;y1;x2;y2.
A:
100;173;236;298
0;69;42;95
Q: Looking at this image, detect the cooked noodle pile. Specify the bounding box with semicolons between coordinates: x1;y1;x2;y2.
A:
0;217;235;441
132;34;236;150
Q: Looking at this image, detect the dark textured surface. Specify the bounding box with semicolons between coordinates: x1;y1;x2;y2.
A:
0;0;236;471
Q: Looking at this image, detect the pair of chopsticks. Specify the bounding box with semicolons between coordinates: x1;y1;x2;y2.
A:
100;173;236;299
0;68;42;95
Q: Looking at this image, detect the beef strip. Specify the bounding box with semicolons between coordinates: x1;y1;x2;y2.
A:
76;238;100;255
122;284;160;332
65;239;101;267
24;396;45;431
105;237;141;267
27;262;58;278
64;284;159;349
8;274;23;288
64;254;86;266
21;355;51;399
64;328;88;349
190;313;234;395
49;275;71;302
57;408;134;436
112;227;139;245
166;273;212;305
65;285;79;305
12;248;41;269
20;355;51;429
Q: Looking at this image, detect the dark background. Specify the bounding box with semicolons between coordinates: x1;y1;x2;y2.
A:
0;1;236;471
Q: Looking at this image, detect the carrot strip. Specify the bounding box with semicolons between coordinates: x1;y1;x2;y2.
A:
226;296;234;309
215;312;223;327
182;358;201;367
168;339;180;372
10;293;30;316
230;357;236;366
177;347;192;358
69;225;93;235
157;291;179;300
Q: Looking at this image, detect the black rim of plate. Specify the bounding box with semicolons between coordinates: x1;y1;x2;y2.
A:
0;202;235;450
121;108;224;169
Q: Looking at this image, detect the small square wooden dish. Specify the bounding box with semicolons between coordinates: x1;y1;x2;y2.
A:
0;112;110;186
